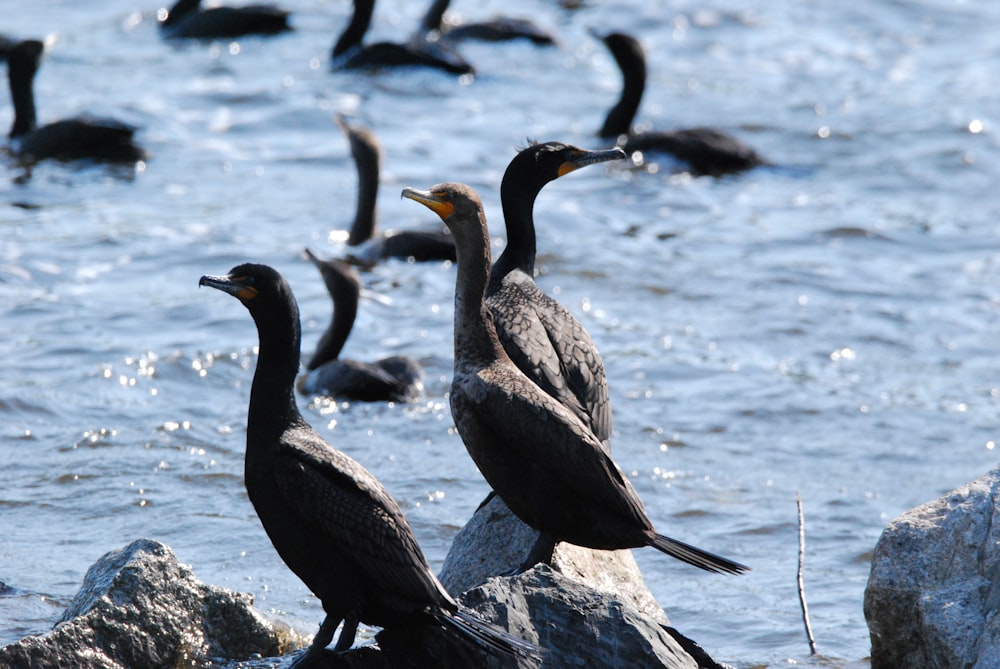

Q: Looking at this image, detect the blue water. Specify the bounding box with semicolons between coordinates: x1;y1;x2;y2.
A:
2;1;999;667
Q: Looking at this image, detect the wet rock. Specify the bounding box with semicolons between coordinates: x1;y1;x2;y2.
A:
864;466;1000;669
0;538;301;669
440;493;668;622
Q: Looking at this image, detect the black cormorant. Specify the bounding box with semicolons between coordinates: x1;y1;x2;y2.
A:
199;262;542;665
5;40;146;165
488;142;624;445
417;0;556;46
297;248;424;402
332;0;474;75
403;183;749;575
158;0;291;39
595;31;763;177
335;115;455;266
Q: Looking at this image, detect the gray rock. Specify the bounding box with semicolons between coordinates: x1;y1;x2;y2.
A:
440;493;669;622
864;466;1000;669
0;538;302;669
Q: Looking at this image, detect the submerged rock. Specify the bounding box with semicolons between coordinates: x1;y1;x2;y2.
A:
0;538;301;669
864;466;1000;669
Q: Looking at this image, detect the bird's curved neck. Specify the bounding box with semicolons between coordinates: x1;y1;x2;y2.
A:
164;0;200;26
248;308;302;440
333;0;374;57
599;48;646;138
453;211;506;367
418;0;450;34
490;168;540;293
347;148;380;245
8;59;37;139
306;289;356;370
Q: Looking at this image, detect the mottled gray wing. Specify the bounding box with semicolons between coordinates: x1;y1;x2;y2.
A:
273;426;444;603
488;271;611;444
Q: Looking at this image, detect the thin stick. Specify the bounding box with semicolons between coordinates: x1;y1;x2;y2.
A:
797;493;817;655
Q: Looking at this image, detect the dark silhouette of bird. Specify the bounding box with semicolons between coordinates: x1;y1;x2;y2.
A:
334;115;455;267
297;248;424;402
5;40;146;165
199;262;543;666
595;31;763;176
488;142;624;446
158;0;291;39
332;0;474;75
417;0;556;46
403;182;749;576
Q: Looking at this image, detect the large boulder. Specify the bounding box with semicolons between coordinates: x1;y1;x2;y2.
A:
864;466;1000;669
440;494;668;622
0;539;302;669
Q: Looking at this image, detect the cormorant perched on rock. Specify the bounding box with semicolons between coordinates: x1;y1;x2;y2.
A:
335;115;455;266
296;248;424;402
5;40;146;165
199;262;543;666
417;0;556;46
489;142;623;445
403;183;749;576
332;0;474;75
595;31;763;176
158;0;291;39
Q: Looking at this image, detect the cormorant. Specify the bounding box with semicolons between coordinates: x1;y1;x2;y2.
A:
403;183;749;575
417;0;556;46
335;114;455;266
332;0;474;75
199;262;543;665
5;40;146;164
297;248;424;402
489;142;624;445
158;0;291;39
595;31;763;177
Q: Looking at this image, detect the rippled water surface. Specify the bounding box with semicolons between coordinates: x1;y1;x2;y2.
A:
2;1;999;666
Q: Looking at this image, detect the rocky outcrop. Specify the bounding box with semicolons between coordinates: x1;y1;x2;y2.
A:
864;466;1000;669
0;539;301;669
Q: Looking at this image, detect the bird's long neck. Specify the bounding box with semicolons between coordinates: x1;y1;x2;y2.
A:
599;45;646;138
247;307;303;445
8;57;38;139
306;286;356;370
333;0;374;57
490;167;540;293
453;210;506;368
418;0;449;34
347;144;380;246
163;0;200;26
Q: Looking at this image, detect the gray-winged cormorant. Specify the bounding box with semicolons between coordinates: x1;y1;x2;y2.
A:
595;31;763;177
297;248;424;402
5;40;146;164
403;183;749;575
336;115;455;266
332;0;474;75
159;0;291;39
488;142;623;445
417;0;556;46
199;262;543;665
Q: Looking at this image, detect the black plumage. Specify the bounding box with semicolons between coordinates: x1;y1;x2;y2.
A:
159;0;291;39
403;183;749;576
199;263;542;666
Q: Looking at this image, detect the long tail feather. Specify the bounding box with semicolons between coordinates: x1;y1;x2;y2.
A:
648;533;750;575
437;607;546;660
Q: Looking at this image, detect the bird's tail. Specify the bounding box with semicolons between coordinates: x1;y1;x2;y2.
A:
437;607;546;661
648;533;750;575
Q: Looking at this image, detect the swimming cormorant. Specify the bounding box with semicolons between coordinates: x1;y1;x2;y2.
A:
595;31;763;177
403;182;749;575
489;142;624;445
199;262;542;665
332;0;474;75
417;0;556;46
335;115;455;266
159;0;291;39
297;248;424;402
5;40;146;164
